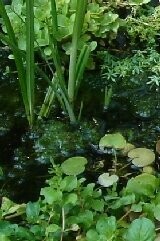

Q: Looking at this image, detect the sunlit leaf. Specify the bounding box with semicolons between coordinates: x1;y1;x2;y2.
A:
128;148;155;167
98;173;119;187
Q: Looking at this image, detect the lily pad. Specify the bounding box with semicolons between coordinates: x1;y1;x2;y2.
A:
98;173;119;187
99;133;126;150
61;156;87;175
128;148;155;167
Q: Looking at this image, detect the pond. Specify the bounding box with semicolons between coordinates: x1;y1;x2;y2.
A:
0;42;160;203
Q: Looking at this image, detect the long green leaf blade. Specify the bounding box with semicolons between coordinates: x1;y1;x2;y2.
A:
26;0;35;126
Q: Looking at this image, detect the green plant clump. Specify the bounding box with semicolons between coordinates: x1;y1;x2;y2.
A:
1;155;160;241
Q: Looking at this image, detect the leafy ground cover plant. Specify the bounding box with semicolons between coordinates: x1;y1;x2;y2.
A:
0;156;160;241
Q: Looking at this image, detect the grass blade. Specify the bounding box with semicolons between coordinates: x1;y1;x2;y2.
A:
68;0;87;105
26;0;35;126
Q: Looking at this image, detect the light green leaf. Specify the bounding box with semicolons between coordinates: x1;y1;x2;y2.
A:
126;173;158;197
124;217;156;241
45;224;60;235
61;156;87;175
98;173;119;187
86;229;99;241
99;133;126;150
40;187;62;204
60;176;78;192
96;216;116;239
111;193;135;209
64;193;77;205
128;148;155;167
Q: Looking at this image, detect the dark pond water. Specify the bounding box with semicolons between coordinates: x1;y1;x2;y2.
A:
0;43;160;203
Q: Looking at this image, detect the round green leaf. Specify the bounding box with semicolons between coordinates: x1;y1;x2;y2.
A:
99;133;126;150
128;148;155;167
124;217;156;241
98;173;119;187
126;173;158;197
61;156;87;175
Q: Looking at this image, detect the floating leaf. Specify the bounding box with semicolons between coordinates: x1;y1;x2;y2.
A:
124;217;156;241
98;173;119;187
128;148;155;167
99;133;126;150
61;156;87;175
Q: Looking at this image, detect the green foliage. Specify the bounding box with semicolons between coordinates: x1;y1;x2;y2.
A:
102;49;160;89
1;157;160;241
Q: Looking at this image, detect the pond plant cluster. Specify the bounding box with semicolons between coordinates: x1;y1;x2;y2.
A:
0;0;160;240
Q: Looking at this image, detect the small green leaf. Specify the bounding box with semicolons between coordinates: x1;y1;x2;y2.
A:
99;133;126;150
90;199;104;212
60;176;78;192
45;224;60;235
86;229;99;241
61;156;87;175
111;194;135;209
98;173;119;187
40;187;62;204
26;201;40;222
64;193;77;205
124;217;156;241
96;216;116;239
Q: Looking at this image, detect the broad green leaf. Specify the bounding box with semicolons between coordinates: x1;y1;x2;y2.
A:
99;133;126;150
61;156;87;175
98;173;119;187
26;201;40;222
126;173;158;197
40;187;62;204
124;217;156;241
96;216;116;239
128;148;155;167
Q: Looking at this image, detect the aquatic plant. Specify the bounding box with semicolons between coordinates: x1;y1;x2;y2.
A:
0;0;35;127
